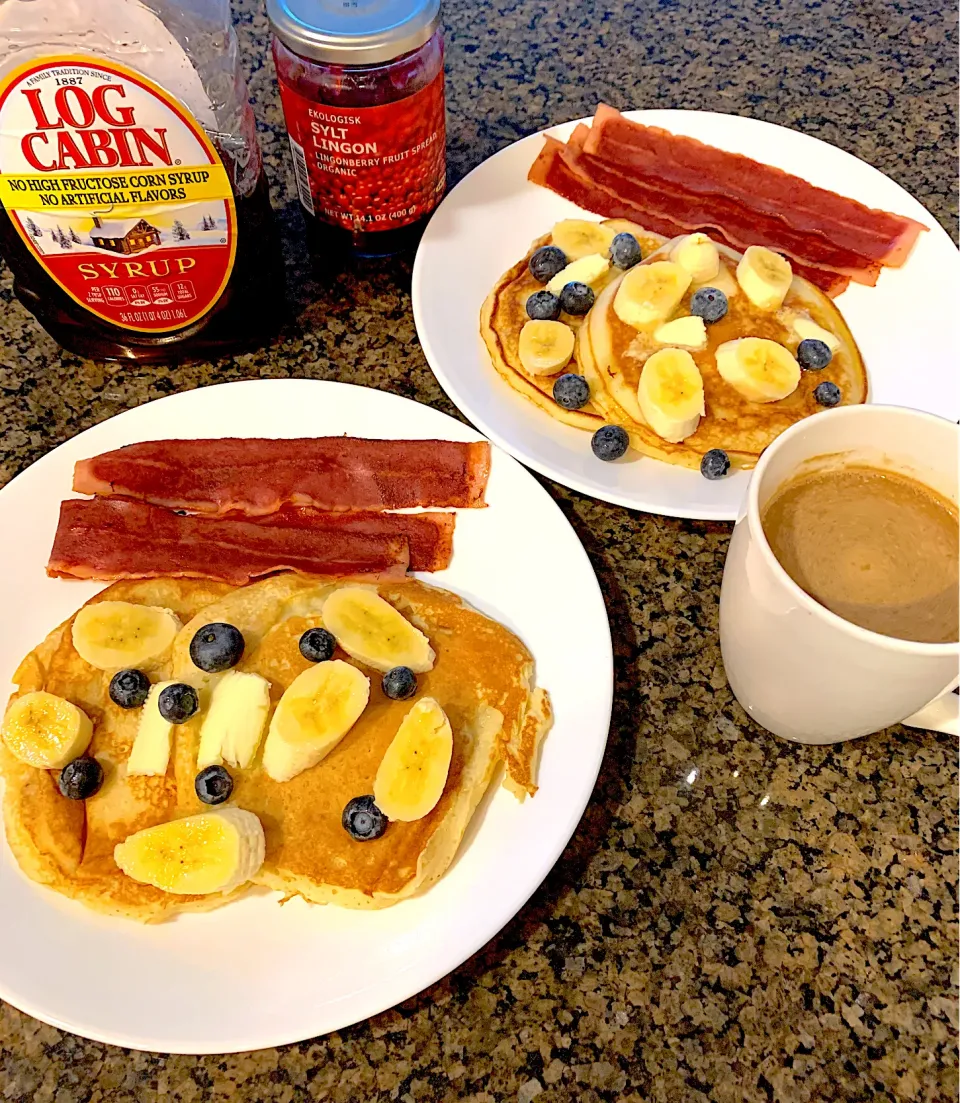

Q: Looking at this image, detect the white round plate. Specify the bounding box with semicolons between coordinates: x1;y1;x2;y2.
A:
413;110;960;519
0;379;612;1053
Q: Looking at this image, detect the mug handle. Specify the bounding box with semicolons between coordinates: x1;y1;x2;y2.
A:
901;685;960;736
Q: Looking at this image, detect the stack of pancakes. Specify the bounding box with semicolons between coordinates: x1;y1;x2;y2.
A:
1;577;550;921
481;225;867;469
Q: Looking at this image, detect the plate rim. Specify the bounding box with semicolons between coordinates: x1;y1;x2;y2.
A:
412;108;959;521
0;378;615;1053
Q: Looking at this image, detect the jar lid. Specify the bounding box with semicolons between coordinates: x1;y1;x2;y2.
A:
268;0;441;66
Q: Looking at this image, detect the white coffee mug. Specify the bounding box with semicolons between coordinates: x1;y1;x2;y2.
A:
720;405;959;744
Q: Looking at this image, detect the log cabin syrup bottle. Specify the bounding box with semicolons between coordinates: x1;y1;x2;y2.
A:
268;0;446;258
0;0;284;362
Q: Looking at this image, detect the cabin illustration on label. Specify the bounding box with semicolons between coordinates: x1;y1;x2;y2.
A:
90;216;161;255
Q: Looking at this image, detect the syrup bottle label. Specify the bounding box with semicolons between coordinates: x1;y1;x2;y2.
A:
0;56;236;332
277;70;445;232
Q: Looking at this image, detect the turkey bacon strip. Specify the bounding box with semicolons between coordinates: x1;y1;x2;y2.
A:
47;498;410;586
73;437;491;515
584;104;926;266
559;125;881;284
527;136;851;297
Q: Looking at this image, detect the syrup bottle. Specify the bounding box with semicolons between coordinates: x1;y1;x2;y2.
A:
0;0;284;362
268;0;446;258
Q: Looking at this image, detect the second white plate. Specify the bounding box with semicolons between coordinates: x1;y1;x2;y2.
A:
412;109;960;519
0;379;612;1053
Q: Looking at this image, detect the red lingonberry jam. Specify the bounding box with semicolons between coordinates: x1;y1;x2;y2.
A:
268;0;446;258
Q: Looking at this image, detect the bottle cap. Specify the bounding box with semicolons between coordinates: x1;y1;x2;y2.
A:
268;0;441;66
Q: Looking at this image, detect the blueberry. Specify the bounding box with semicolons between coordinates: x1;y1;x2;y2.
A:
610;232;642;269
529;245;567;283
157;682;199;724
591;424;629;461
690;287;728;324
700;448;731;480
195;764;233;805
814;381;842;407
58;757;103;801
382;666;417;700
189;622;244;673
797;338;832;371
553;373;591;410
560;281;595;316
299;627;337;663
342;795;388;841
525;289;561;321
109;668;150;709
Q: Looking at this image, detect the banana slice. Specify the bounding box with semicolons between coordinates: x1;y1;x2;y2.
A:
637;348;705;443
128;680;175;777
716;337;801;402
114;808;265;895
322;587;435;673
736;246;793;310
373;698;453;822
792;315;840;352
670;233;720;283
261;660;369;783
545;253;610;294
551;219;616;260
653;315;708;350
1;691;93;769
72;602;180;671
518;320;575;376
197;671;271;771
613;261;691;328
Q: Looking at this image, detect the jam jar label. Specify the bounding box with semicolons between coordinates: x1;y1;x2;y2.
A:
277;72;445;231
0;56;236;333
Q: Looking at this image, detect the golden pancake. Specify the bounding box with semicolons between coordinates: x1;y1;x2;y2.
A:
482;226;867;470
480;220;666;432
1;578;236;921
170;575;550;909
579;237;868;469
2;576;551;920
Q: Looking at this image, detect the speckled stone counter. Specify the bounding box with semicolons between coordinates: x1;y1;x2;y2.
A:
1;0;957;1100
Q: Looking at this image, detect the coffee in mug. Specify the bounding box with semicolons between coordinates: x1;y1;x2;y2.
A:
719;405;959;744
761;462;959;644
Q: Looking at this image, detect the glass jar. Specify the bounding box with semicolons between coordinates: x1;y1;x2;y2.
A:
268;0;446;258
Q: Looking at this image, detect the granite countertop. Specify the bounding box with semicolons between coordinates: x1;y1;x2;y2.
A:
0;0;957;1099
